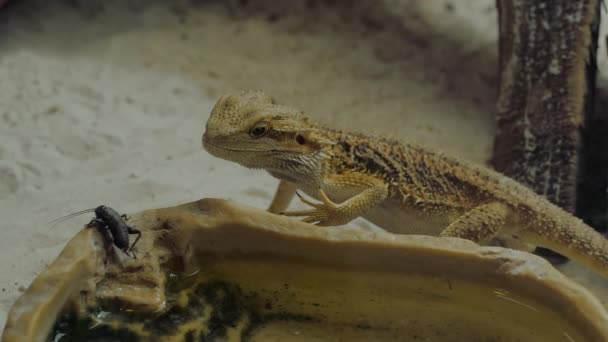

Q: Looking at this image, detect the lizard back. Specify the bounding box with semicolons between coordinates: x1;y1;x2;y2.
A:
324;129;531;212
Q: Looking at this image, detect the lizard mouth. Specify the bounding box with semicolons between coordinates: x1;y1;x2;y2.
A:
203;139;252;152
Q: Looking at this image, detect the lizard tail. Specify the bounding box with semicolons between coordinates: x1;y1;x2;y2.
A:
525;211;608;279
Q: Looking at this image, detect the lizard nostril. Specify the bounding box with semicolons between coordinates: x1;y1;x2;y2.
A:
296;134;306;145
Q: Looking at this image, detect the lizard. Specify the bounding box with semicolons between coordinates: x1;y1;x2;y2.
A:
201;90;608;279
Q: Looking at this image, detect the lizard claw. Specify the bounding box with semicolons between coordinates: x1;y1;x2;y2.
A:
281;209;316;216
295;192;323;209
281;190;343;226
301;217;321;224
283;208;329;226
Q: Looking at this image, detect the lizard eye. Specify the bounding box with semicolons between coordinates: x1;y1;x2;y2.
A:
249;121;270;138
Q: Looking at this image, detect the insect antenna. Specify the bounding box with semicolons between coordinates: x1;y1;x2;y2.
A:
48;208;96;226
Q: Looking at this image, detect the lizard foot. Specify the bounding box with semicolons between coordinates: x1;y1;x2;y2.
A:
281;190;349;226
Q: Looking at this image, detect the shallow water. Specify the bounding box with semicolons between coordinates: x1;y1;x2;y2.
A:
50;256;593;341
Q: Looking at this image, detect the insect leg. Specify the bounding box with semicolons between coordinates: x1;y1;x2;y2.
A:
127;226;142;258
128;228;142;248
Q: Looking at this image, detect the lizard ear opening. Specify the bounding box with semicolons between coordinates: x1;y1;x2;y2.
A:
296;134;306;145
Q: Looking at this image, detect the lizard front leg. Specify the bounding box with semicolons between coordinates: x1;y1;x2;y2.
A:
439;202;509;244
282;172;389;226
268;180;297;214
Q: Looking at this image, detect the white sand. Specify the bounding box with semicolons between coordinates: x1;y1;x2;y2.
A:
1;0;606;331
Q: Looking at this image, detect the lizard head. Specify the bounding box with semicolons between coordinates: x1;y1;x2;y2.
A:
202;91;334;182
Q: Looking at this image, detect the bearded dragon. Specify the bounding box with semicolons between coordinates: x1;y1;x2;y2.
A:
202;90;608;279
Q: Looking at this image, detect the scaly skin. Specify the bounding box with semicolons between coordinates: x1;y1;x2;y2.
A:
202;90;608;279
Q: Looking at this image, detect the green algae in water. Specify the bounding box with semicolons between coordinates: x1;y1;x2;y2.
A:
48;276;317;342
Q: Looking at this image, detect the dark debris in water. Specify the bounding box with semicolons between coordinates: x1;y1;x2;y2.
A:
49;311;139;342
48;279;320;342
